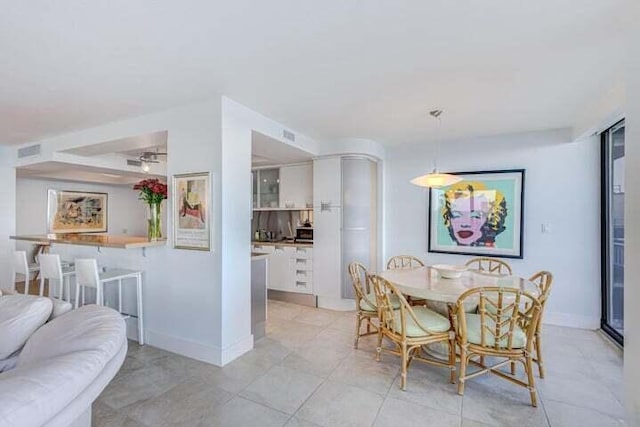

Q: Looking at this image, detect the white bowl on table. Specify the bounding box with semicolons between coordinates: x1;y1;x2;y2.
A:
432;264;468;279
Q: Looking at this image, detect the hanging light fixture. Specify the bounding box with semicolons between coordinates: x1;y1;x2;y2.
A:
410;110;462;188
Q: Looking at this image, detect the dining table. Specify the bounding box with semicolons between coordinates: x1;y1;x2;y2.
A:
378;266;539;304
377;266;540;358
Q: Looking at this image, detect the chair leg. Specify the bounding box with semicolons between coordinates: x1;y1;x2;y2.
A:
39;277;45;297
511;361;517;375
535;333;545;378
458;346;467;396
525;355;538;407
354;315;362;349
400;342;408;391
448;338;456;384
376;328;383;362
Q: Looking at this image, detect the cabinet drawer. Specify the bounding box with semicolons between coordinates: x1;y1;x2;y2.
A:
295;247;313;259
295;258;313;270
295;270;312;282
294;280;313;294
253;244;275;254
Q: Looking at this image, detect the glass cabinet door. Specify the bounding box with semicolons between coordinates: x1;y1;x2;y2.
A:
258;168;280;208
252;170;258;209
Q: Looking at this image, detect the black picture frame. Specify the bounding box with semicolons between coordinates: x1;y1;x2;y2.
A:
427;169;525;259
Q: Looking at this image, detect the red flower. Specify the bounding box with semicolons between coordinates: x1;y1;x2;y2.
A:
133;179;168;204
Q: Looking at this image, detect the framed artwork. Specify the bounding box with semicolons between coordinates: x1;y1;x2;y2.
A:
173;172;211;251
428;169;525;259
47;190;108;233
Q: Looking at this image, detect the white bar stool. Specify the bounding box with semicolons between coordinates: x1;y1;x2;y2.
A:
38;254;75;301
12;251;40;295
74;259;145;345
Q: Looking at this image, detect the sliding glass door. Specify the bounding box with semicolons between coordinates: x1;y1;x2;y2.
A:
601;120;625;344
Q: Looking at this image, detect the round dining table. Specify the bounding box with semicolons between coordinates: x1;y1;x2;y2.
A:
377;266;539;304
377;266;539;359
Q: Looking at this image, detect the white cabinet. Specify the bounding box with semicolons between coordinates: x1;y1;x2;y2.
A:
313;156;379;307
313;157;342;208
259;244;313;294
293;247;313;294
313;205;342;298
279;164;313;208
267;246;295;292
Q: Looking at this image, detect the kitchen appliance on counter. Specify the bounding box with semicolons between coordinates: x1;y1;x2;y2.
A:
295;226;313;243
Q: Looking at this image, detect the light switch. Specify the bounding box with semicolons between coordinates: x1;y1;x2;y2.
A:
541;223;551;234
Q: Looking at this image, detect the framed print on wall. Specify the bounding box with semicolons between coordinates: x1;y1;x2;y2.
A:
47;190;108;233
173;172;211;251
428;169;525;259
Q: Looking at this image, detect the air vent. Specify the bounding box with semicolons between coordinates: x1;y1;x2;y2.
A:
127;159;142;166
283;130;295;142
17;144;41;158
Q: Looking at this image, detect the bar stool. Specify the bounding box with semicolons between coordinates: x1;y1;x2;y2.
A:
74;258;145;344
12;251;40;295
38;254;74;301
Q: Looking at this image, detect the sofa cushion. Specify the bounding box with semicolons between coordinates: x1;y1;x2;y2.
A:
50;299;73;321
0;295;52;361
0;305;126;427
18;305;125;367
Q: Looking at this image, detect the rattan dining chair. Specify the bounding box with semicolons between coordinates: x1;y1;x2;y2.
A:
386;255;425;270
528;271;553;378
465;257;513;276
348;262;378;349
386;255;427;306
349;262;401;349
371;275;456;390
453;286;542;407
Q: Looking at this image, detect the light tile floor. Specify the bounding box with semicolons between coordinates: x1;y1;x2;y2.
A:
94;300;624;427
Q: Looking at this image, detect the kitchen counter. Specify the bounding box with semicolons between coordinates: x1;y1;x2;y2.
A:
10;234;166;249
252;240;313;248
251;252;270;259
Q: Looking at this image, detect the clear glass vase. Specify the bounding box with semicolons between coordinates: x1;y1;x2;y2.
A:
148;202;162;241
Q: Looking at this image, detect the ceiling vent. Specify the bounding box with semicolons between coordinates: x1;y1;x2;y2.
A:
17;144;41;158
127;159;142;167
283;130;295;142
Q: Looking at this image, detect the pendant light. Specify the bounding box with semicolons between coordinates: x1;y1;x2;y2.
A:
410;110;462;188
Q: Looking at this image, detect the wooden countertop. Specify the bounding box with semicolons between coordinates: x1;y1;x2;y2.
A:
10;234;167;249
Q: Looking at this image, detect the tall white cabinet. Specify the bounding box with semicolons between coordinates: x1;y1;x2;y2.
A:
313;156;379;309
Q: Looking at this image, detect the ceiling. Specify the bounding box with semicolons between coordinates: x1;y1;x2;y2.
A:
0;1;627;146
252;131;313;166
16;161;163;185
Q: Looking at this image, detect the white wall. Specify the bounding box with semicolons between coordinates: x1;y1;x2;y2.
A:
0;147;16;288
624;2;639;422
15;178;148;237
9;99;227;364
384;128;601;329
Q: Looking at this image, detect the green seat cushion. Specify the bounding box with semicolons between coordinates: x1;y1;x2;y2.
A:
465;313;527;348
392;306;451;337
360;292;400;312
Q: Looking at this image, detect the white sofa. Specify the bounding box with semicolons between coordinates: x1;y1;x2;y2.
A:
0;295;127;427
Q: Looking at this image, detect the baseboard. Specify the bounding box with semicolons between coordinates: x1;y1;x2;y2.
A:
145;329;224;365
317;296;355;311
220;334;254;366
144;329;254;367
543;311;600;330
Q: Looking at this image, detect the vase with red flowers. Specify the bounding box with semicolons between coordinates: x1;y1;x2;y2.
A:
133;179;168;241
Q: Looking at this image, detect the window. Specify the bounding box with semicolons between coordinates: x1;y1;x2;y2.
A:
601;119;624;345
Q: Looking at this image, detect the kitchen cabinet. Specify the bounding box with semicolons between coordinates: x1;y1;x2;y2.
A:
313;157;342;208
313;156;378;308
252;244;313;294
257;168;280;208
279;164;313;208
